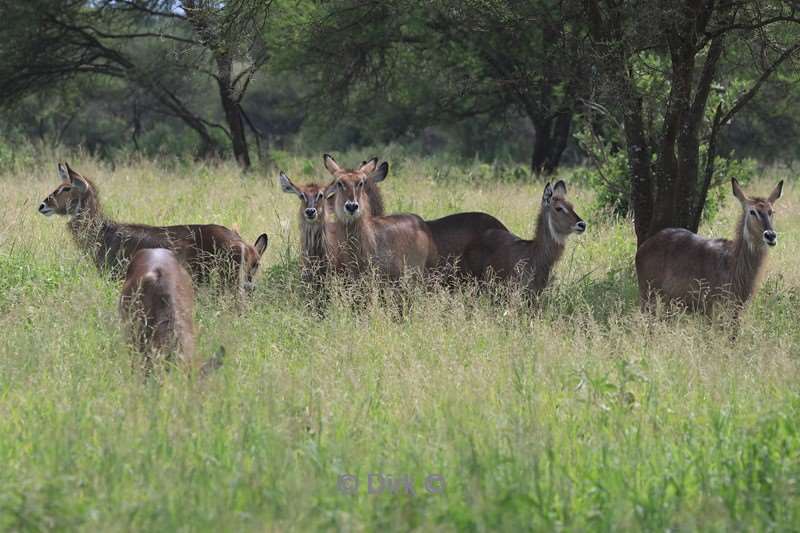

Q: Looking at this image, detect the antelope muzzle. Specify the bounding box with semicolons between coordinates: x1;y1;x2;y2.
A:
38;199;55;216
344;201;360;216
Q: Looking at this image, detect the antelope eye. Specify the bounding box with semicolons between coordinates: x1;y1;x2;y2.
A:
750;210;757;216
555;206;564;213
769;210;774;216
337;181;344;190
299;192;307;201
317;192;323;200
61;186;72;192
357;181;364;188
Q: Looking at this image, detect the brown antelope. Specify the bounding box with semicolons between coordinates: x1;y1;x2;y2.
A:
322;154;386;216
464;180;586;297
325;160;438;280
119;248;197;373
426;212;509;280
279;171;331;283
39;162;268;292
636;178;783;315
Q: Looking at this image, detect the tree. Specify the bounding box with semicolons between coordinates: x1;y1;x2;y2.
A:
0;0;272;167
299;0;587;175
584;0;800;245
179;0;272;168
426;1;588;175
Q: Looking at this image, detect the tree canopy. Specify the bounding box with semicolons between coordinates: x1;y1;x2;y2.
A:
2;0;800;230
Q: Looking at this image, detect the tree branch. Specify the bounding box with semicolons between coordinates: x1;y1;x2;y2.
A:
718;42;800;127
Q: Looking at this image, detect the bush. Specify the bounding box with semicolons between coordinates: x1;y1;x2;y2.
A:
575;123;758;222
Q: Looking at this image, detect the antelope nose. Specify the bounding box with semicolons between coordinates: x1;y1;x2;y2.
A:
575;220;587;233
763;230;777;246
344;202;359;214
304;208;317;219
38;202;47;213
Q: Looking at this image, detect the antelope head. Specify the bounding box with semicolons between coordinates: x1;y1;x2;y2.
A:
323;155;387;222
39;162;92;217
541;180;586;242
237;233;269;292
279;171;327;224
733;178;783;248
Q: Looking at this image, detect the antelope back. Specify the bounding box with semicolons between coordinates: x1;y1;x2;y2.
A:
120;248;195;370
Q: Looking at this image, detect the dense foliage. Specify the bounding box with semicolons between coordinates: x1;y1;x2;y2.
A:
1;1;799;223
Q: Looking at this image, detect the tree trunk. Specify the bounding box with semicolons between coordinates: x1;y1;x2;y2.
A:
531;116;553;175
646;28;724;241
531;111;572;176
624;95;654;247
215;55;251;169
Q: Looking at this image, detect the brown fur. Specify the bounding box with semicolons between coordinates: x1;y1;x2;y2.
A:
322;154;385;216
426;212;508;279
636;178;783;313
464;181;586;297
324;161;438;280
119;248;195;373
279;171;331;284
39;163;268;291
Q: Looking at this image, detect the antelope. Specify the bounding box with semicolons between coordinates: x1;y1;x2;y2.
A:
636;178;784;315
119;248;196;373
322;154;386;216
325;160;438;280
38;162;268;292
426;212;509;280
463;180;586;298
278;171;331;284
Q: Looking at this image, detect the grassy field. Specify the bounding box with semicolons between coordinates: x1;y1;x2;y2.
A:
1;150;799;531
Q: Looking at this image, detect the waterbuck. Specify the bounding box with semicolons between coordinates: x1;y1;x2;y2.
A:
322;154;386;216
119;248;197;373
278;171;332;284
325;161;438;280
426;212;509;280
464;180;586;298
39;162;268;292
636;178;784;315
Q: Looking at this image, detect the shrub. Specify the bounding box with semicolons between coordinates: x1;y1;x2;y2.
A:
575;122;758;222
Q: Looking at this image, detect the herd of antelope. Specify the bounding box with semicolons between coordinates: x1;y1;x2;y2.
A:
37;156;785;372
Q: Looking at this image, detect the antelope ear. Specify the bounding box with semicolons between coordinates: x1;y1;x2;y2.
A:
63;163;88;192
732;178;748;203
324;181;338;199
323;154;342;176
542;182;554;205
768;180;784;203
254;233;268;256
553;180;567;196
278;171;300;195
358;157;379;174
58;162;70;183
71;175;88;194
370;161;388;183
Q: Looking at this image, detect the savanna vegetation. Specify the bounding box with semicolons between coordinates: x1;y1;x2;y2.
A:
2;0;800;531
1;153;798;530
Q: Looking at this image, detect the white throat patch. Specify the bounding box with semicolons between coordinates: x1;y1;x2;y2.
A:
547;213;566;245
742;215;755;251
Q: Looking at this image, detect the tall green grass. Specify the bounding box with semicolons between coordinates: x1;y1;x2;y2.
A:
0;155;798;531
